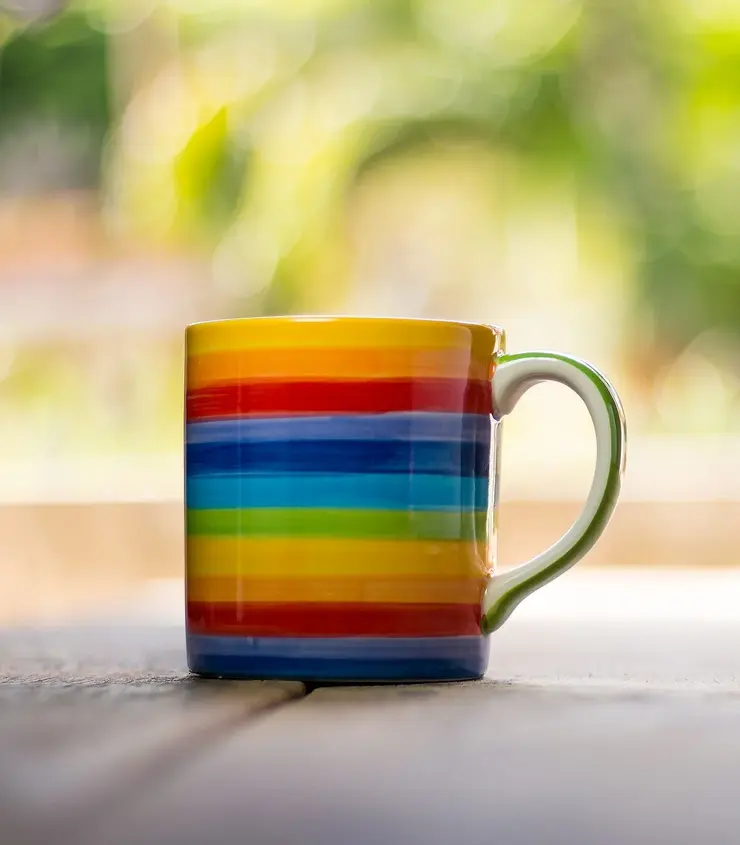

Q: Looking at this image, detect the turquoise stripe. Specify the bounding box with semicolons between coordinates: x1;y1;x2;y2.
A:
186;473;490;511
186;413;491;444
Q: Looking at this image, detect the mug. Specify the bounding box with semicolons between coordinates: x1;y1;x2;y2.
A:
185;317;626;682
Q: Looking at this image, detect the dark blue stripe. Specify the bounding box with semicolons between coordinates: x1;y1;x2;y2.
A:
187;413;491;444
187;634;489;682
186;439;490;477
186;473;490;511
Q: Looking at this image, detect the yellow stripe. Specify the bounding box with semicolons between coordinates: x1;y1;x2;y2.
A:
187;537;490;579
186;316;501;357
187;576;487;604
187;346;491;388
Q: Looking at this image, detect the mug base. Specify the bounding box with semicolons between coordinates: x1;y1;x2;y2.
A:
187;633;489;684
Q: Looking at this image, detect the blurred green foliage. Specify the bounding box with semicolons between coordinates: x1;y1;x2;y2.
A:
2;0;740;366
0;10;108;187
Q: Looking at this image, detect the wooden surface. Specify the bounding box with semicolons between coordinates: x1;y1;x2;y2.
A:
0;628;304;845
2;570;740;845
95;683;740;845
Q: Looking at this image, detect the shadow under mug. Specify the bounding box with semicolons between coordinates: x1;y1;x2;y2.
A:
185;317;626;682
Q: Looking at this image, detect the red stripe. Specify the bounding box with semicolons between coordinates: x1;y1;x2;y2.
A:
186;378;492;420
187;601;482;637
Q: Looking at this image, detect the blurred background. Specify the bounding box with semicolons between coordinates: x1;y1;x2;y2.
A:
1;0;739;624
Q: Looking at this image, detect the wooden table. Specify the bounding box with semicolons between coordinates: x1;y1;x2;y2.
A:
2;569;740;845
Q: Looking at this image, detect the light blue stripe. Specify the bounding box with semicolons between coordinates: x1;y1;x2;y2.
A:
187;634;489;682
186;473;490;511
186;413;490;444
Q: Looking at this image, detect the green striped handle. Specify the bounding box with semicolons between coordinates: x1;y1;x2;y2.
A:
482;352;627;634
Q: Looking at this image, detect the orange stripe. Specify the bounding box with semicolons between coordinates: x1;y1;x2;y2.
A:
187;577;487;605
187;347;492;389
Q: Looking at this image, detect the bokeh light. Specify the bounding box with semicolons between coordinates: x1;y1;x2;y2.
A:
2;0;740;622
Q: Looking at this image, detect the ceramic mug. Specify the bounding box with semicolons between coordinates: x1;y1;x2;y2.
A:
185;317;626;682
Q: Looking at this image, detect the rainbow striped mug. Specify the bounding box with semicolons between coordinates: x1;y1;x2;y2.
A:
185;317;626;682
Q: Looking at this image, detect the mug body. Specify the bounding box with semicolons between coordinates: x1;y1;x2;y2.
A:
185;317;503;682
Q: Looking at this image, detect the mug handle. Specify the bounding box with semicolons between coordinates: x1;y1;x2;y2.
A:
482;351;627;633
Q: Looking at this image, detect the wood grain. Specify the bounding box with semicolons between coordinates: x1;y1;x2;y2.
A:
90;680;740;845
0;627;305;845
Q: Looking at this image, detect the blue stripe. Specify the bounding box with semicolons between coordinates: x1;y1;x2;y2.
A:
186;439;490;477
187;634;489;682
186;413;491;444
186;473;490;511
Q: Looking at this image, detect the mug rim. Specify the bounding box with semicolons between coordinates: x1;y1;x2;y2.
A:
187;315;503;334
186;316;504;355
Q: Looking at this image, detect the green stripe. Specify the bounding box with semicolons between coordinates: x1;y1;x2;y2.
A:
187;508;489;541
